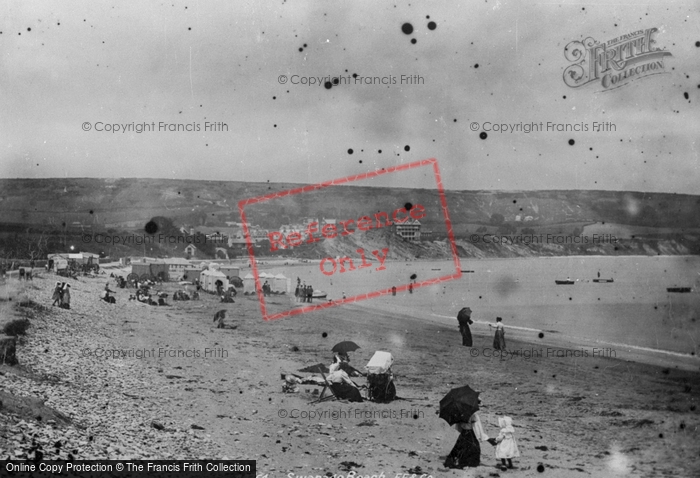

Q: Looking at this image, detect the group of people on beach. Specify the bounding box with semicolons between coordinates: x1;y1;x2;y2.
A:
445;307;519;470
444;406;521;471
294;278;314;303
51;282;71;309
457;307;507;350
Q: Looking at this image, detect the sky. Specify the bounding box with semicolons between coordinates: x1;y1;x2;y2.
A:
1;0;698;193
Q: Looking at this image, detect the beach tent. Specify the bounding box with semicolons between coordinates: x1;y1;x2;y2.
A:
273;273;287;292
201;269;228;293
243;273;256;294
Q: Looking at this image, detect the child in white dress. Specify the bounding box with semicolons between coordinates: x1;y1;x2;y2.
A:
494;416;520;469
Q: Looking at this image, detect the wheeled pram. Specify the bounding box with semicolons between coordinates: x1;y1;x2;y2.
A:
365;351;396;402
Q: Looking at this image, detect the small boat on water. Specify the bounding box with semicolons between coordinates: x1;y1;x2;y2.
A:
593;278;614;283
461;270;475;273
555;279;575;285
667;287;692;293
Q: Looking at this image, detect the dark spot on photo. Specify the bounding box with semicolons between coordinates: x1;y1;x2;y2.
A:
348;149;354;154
427;21;436;30
144;220;158;235
683;92;689;100
401;23;414;35
569;139;575;145
411;38;417;44
537;464;545;473
480;132;487;140
324;81;332;89
474;63;479;68
332;77;339;85
322;332;328;338
405;202;413;211
410;273;417;280
404;145;410;151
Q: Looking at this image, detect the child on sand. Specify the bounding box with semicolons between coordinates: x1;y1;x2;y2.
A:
492;416;520;470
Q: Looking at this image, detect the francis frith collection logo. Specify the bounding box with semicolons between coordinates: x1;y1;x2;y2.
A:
563;27;672;90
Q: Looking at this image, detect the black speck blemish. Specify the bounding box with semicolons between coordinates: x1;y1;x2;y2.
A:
322;332;328;338
474;63;479;68
405;202;413;211
332;77;339;85
324;81;332;89
410;273;417;280
348;148;353;154
537;464;545;473
411;38;417;44
404;145;410;152
427;21;436;30
568;139;575;145
378;149;382;154
480;132;487;140
27;27;31;32
696;41;700;47
299;47;303;52
144;220;158;235
683;92;689;100
89;210;94;214
401;23;414;35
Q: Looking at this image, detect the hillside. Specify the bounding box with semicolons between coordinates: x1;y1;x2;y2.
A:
0;178;699;259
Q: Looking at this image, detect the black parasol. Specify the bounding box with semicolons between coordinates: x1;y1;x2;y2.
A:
331;341;361;354
439;385;480;425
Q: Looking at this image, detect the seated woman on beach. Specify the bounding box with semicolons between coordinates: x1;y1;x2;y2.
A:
327;359;363;402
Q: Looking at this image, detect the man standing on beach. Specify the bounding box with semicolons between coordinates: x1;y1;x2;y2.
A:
457;307;474;347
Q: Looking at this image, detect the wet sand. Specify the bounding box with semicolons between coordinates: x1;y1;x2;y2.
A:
1;272;699;477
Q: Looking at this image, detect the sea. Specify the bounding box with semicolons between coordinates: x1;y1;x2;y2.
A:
259;255;700;361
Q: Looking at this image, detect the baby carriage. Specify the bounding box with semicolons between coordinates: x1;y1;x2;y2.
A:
365;351;396;403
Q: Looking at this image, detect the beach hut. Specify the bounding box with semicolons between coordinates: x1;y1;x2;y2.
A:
201;269;228;294
273;273;288;293
243;273;256;294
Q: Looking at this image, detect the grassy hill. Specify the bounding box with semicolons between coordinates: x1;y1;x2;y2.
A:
0;178;699;260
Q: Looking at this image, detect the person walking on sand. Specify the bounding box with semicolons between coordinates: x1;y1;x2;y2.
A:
61;284;71;310
444;408;491;469
492;416;520;470
51;282;62;306
457;307;474;347
489;317;506;350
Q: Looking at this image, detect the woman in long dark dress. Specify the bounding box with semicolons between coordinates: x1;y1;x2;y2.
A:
490;317;506;350
444;411;490;468
457;307;474;346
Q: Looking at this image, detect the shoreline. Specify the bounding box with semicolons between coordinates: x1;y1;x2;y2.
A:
1;273;699;477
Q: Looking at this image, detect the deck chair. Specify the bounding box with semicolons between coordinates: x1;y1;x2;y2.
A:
310;371;338;404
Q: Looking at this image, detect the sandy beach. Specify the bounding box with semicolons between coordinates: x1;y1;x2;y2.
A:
1;268;699;477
